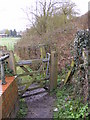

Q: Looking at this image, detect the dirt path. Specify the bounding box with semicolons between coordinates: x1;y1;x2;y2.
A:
25;85;56;118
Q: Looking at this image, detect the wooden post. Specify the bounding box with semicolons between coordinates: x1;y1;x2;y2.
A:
40;46;46;58
50;51;58;91
40;45;46;77
8;51;16;75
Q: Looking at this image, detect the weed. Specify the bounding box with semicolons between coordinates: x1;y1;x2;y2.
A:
16;98;28;118
54;84;89;118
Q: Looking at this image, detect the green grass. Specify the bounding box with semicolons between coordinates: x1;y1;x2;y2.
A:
0;37;20;50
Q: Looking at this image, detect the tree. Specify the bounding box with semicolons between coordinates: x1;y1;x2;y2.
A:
5;29;10;37
9;30;13;36
9;29;17;37
24;0;61;35
24;0;78;35
12;29;17;37
60;1;78;24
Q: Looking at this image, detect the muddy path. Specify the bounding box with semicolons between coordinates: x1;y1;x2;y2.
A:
24;84;56;118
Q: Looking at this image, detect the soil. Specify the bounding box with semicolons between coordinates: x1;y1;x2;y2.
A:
24;84;56;118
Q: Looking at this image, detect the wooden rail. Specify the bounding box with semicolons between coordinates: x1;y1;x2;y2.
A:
16;58;49;66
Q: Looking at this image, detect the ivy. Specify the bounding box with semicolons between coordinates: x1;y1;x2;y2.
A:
74;29;89;68
54;29;89;119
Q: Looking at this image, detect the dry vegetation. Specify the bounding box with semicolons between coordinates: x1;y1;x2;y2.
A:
15;0;88;71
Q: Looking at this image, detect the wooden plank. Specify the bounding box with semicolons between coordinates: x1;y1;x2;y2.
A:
16;71;38;77
19;85;45;93
26;86;44;91
20;66;30;73
21;90;47;98
18;86;41;92
64;60;75;85
16;70;47;77
18;77;47;96
16;58;49;66
19;83;32;96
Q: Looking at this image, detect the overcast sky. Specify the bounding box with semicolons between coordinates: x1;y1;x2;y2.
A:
0;0;90;31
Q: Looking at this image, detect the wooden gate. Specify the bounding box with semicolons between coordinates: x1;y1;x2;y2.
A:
0;46;58;98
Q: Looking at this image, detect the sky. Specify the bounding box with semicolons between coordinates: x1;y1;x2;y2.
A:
0;0;90;32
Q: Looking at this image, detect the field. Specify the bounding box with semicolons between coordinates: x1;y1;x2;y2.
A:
0;37;20;50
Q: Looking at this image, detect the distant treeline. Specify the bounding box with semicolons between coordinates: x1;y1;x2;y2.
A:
0;29;22;37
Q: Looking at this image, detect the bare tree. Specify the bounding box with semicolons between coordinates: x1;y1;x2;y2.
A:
24;0;78;35
61;1;78;24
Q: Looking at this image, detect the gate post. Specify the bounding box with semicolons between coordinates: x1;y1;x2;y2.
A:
50;51;58;91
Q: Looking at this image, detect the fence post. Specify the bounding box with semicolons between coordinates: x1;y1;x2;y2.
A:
50;51;58;91
8;51;16;75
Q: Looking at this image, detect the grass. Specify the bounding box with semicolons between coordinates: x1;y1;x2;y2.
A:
0;37;20;50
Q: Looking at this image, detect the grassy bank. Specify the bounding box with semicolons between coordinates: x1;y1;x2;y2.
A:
0;37;20;50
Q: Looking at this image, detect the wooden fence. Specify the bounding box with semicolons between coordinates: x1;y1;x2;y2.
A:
14;44;50;59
